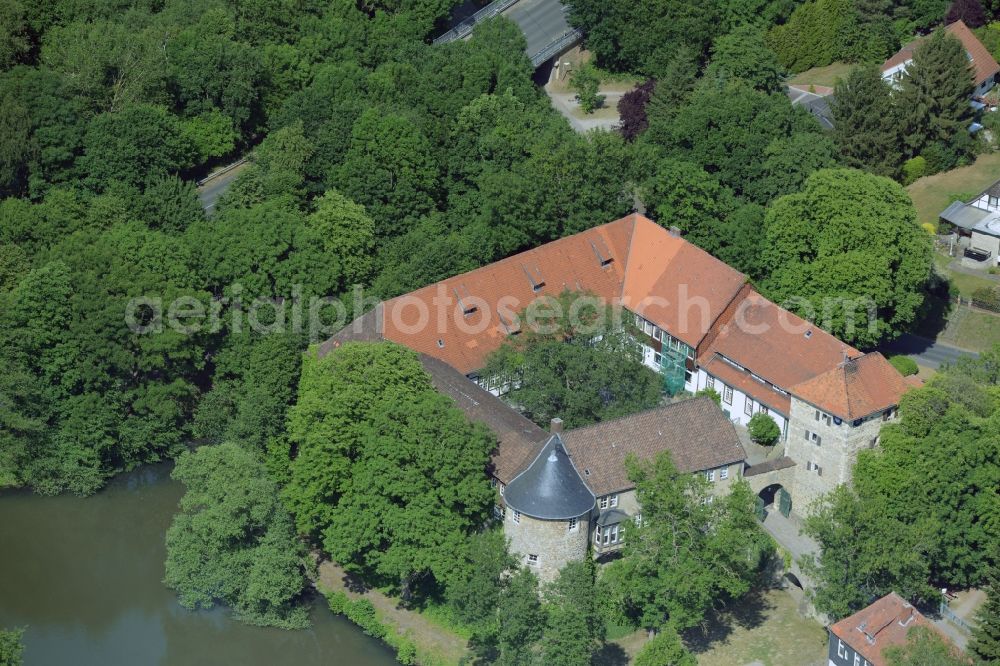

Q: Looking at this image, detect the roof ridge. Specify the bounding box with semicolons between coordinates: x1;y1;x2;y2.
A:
616;212;640;301
563;395;719;436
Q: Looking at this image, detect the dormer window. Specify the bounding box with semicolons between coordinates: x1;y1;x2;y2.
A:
521;263;545;292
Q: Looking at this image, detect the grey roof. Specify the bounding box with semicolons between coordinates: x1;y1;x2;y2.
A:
596;508;630;527
504;434;595;520
973;214;1000;238
940;200;990;230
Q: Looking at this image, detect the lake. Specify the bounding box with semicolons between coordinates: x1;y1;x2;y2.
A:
0;462;399;666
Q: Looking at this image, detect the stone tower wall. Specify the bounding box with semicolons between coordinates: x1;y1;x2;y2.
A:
504;508;592;584
787;398;890;514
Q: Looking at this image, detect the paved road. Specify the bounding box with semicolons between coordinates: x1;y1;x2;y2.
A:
503;0;572;57
196;161;249;214
880;333;980;369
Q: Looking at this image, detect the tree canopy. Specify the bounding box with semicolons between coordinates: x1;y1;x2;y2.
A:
760;168;931;347
164;442;310;629
483;291;662;429
600;452;772;632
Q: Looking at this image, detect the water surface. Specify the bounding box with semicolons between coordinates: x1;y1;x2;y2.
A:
0;463;398;666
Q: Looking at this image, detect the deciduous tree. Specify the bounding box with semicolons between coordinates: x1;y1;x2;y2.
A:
165;443;310;629
760;169;931;346
541;559;605;666
970;564;1000;662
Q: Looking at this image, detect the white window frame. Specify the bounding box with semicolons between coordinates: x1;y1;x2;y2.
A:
499;483;505;497
744;397;753;416
837;639;848;659
706;375;715;390
723;385;733;405
609;494;618;508
568;517;578;531
527;553;538;567
599;496;609;510
720;466;729;480
512;509;520;524
705;469;715;482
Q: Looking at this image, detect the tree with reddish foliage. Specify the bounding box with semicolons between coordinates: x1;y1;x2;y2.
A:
945;0;987;28
617;79;656;142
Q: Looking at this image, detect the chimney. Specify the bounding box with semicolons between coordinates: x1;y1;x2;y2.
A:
898;605;915;627
550;417;564;434
668;226;681;237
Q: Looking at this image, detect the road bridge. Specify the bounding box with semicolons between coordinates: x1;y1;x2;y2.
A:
434;0;582;67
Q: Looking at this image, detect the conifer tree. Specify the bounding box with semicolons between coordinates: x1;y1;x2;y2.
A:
970;564;1000;662
831;65;903;177
896;30;975;169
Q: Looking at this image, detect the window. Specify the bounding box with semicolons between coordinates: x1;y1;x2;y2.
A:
854;653;862;666
594;527;601;545
490;477;497;488
527;554;538;566
706;375;716;390
568;517;578;531
634;513;642;526
609;494;619;508
601;524;621;546
837;639;848;659
723;385;733;405
643;321;653;336
814;409;820;422
720;466;729;480
701;495;715;505
512;510;520;524
705;469;716;482
653;352;662;365
687;346;695;360
499;483;505;497
684;369;692;384
804;429;811;441
806;461;823;476
805;430;821;446
494;504;504;520
599;496;609;510
760;405;769;415
652;325;660;341
744;397;753;416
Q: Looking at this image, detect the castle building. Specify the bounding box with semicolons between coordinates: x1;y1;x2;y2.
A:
321;213;916;580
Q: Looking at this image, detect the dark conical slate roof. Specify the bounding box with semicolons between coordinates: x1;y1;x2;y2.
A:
504;434;595;520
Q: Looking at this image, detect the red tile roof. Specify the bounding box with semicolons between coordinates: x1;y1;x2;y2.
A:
701;354;792;416
829;592;958;666
882;20;999;85
380;216;635;375
621;219;747;348
792;352;911;421
698;290;858;391
327;214;912;422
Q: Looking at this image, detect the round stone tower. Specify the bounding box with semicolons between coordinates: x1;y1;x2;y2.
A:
503;433;595;583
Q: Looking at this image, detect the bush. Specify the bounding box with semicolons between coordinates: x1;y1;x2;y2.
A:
571;65;604;114
695;388;721;405
888;355;919;376
748;412;781;446
395;639;418;665
325;590;348;614
345;599;386;639
920;222;937;235
902;156;928;184
972;286;1000;310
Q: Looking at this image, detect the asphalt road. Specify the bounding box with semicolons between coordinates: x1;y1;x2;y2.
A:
196;162;249;214
503;0;571;57
880;333;980;369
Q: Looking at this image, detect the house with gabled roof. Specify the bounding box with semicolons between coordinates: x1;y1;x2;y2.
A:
321;213;914;577
881;20;1000;98
827;592;963;666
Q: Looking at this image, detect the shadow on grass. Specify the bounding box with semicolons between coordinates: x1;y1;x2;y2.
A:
681;586;776;655
591;642;630;666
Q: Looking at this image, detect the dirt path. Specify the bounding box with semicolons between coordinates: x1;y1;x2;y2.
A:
317;561;468;665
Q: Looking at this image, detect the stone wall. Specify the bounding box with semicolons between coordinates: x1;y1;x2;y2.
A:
504;509;591;584
788;398;889;514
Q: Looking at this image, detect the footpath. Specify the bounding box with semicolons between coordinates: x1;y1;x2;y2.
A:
316;560;468;665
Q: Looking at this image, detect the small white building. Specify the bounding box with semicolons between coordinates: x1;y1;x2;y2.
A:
940;179;1000;267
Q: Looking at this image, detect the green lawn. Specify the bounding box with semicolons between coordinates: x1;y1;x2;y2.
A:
932;252;999;297
937;306;1000;352
787;61;856;88
907;152;1000;229
607;588;828;666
